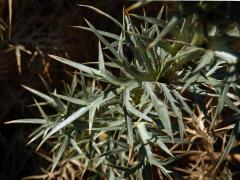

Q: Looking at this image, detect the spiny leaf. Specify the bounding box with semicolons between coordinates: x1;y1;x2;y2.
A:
212;64;237;130
173;90;195;118
192;50;214;75
137;122;172;179
22;85;57;107
144;82;172;137
39;75;66;112
123;85;153;123
49;55;102;77
95;147;127;159
97;42;126;85
182;50;214;92
84;19;128;65
5;118;47;124
89;105;97;134
51;136;69;172
149;157;172;179
98;41;106;73
37;106;89;150
158;83;185;138
130;14;165;27
27;129;45;144
123;107;134;146
70;138;83;155
156;139;174;157
33;99;49;121
148;16;179;48
52;93;89;106
213;120;240;174
74;26;120;40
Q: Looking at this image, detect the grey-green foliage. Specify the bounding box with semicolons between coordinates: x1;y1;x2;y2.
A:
6;4;240;179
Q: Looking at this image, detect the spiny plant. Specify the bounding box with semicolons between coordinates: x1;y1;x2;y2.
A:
6;2;240;179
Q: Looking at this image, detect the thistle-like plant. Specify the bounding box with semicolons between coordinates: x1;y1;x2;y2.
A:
6;3;240;179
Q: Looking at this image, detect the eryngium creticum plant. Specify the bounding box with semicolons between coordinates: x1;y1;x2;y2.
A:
6;3;240;179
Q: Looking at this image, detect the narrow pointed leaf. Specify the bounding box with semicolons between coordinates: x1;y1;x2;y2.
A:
49;55;102;77
213;120;240;173
52;93;89;106
148;16;178;48
22;85;57;107
123;107;134;146
144;82;172;136
74;25;120;40
5;118;47;124
51;136;69;172
38;106;89;149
